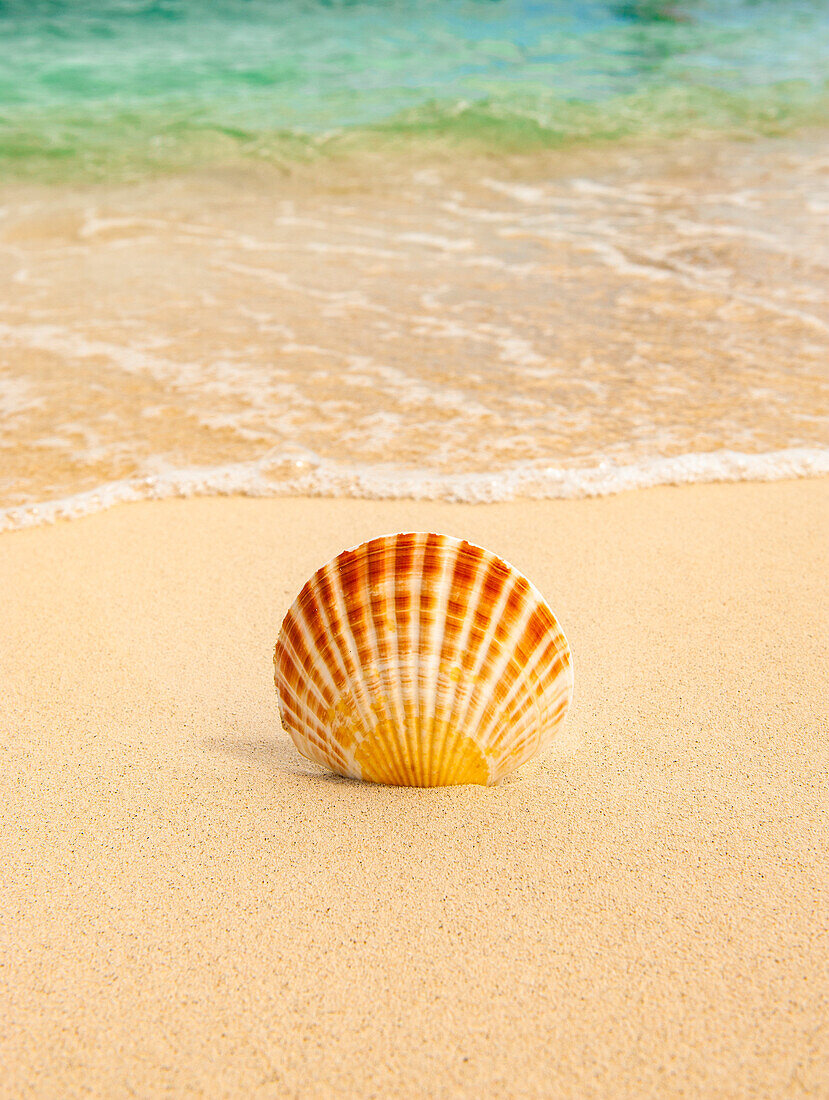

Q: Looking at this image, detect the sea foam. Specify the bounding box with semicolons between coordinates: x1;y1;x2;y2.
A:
2;448;827;533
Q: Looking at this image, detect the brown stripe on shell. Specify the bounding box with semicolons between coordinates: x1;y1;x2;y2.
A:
474;597;552;741
315;560;378;753
275;658;334;764
482;620;569;746
274;616;335;724
483;616;571;734
416;533;441;781
441;560;515;752
277;681;343;766
404;534;427;782
278;691;348;772
294;583;350;704
478;629;571;765
291;579;362;772
458;576;537;743
365;537;408;782
391;533;419;779
322;554;386;779
431;539;489;784
485;682;571;780
488;688;571;778
378;536;416;781
340;544;386;723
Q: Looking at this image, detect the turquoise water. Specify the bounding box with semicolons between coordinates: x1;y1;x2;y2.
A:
1;0;827;175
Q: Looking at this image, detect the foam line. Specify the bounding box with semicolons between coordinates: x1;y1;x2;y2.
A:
2;448;827;533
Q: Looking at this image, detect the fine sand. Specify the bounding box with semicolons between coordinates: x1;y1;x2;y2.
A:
2;480;827;1099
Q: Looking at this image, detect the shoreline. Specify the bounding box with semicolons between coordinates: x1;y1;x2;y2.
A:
3;122;829;192
2;447;828;534
3;480;827;1098
2;99;828;187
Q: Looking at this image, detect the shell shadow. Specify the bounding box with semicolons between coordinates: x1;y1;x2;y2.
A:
203;733;363;786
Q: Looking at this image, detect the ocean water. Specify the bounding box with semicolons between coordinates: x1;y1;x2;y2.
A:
0;1;827;527
2;0;829;175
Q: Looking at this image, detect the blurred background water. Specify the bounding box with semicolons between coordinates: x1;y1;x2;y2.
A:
1;0;828;176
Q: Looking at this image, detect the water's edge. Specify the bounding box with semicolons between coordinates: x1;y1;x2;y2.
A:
3;448;827;533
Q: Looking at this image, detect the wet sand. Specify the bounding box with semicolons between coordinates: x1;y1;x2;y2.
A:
2;133;828;522
2;480;827;1098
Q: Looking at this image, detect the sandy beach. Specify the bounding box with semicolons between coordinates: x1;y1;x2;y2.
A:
2;479;827;1098
3;2;828;1096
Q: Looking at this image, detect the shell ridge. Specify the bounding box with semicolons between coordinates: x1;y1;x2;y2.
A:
497;686;570;775
408;536;427;784
446;737;474;787
463;590;537;750
391;534;420;783
287;598;340;705
300;579;351;694
423;535;457;785
369;717;404;785
279;691;344;769
528;642;573;761
447;569;517;744
380;534;413;778
343;549;386;729
365;537;409;785
428;539;461;783
288;589;358;778
325;558;384;756
307;565;367;778
275;629;334;746
440;729;461;786
436;547;493;779
485;666;560;773
482;647;550;756
485;654;572;777
489;693;544;777
322;557;381;777
414;534;441;784
383;537;416;782
527;628;569;726
454;575;530;747
433;723;451;786
482;643;570;758
415;535;433;784
352;541;407;785
434;542;488;785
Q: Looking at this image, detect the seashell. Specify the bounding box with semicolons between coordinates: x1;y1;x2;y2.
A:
274;532;573;786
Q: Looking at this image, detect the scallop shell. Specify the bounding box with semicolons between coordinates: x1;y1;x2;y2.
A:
274;532;573;786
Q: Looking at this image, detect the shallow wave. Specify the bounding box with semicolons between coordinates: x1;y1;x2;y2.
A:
3;448;827;533
370;82;829;149
3;80;828;181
